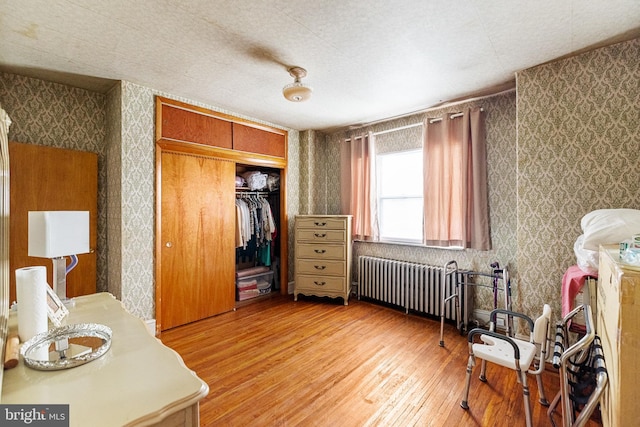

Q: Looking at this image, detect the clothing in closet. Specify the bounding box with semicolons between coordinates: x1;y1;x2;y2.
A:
235;194;276;266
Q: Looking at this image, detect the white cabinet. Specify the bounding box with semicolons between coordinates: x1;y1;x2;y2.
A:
2;293;208;426
294;215;352;305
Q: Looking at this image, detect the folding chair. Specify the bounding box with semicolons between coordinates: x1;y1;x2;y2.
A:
547;304;608;427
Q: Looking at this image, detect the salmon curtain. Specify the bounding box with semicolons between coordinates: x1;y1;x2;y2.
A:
423;107;490;249
340;131;378;240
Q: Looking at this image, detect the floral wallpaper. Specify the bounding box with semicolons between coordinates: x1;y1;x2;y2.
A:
0;72;109;293
105;82;122;301
515;37;640;322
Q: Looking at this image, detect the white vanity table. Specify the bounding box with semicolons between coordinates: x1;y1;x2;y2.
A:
1;293;208;426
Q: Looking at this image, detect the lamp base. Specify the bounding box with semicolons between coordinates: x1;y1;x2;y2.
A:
52;257;69;301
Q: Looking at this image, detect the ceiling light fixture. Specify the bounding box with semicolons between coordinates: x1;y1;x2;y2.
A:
283;66;312;102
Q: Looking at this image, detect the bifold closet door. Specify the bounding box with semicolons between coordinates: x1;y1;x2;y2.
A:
160;152;235;330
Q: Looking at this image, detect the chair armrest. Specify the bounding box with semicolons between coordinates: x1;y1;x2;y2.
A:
489;309;534;331
467;328;521;360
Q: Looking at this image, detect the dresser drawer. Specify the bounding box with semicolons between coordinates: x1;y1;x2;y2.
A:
296;243;345;260
296;275;346;293
296;259;345;276
295;217;347;230
296;229;346;243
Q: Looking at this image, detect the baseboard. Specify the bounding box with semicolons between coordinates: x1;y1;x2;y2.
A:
144;319;156;336
473;309;496;327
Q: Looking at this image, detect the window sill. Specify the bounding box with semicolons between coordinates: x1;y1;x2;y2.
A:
353;239;464;251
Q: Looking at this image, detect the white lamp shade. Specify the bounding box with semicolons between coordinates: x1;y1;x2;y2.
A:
28;211;90;258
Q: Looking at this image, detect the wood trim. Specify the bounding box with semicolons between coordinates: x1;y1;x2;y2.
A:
279;167;288;296
155;143;163;334
157;140;287;169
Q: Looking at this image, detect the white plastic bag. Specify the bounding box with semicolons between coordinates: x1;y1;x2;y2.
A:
242;171;267;190
574;234;599;275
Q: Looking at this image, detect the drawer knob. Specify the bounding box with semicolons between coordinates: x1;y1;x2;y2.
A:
314;281;326;286
314;265;326;270
314;222;327;226
314;233;326;238
314;249;326;254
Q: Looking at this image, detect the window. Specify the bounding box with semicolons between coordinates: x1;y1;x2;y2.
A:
347;108;488;249
376;149;423;243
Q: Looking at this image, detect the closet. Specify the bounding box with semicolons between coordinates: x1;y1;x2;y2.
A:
155;97;288;331
235;166;281;303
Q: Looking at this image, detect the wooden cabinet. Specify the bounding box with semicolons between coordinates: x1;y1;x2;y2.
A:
232;122;285;158
156;97;286;160
159;101;233;149
294;215;352;305
155;96;288;332
597;245;640;426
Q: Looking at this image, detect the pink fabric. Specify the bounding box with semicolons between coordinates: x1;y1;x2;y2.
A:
236;266;270;278
423;107;490;249
342;132;378;240
561;265;596;317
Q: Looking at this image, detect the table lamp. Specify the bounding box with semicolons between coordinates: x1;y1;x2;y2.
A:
28;211;90;300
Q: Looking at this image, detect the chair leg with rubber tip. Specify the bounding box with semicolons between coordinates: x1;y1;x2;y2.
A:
460;354;475;410
535;370;549;406
519;371;533;427
479;359;488;382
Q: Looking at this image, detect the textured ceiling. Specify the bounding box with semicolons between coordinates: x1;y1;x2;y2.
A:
1;0;639;131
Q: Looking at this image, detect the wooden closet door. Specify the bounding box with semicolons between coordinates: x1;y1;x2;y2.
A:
160;152;235;330
9;142;98;304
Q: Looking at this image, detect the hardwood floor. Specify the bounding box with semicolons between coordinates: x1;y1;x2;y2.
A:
160;295;602;427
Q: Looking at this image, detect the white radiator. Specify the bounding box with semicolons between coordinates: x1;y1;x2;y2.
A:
357;256;469;323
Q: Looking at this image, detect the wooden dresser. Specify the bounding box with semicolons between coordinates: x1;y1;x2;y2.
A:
597;245;640;426
294;215;352;305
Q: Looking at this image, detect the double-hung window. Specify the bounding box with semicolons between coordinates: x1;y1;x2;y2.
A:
348;107;488;249
376;149;423;244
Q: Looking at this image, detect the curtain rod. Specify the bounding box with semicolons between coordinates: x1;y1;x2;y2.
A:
346;107;485;141
427;108;484;124
373;122;422;137
347;87;514;132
